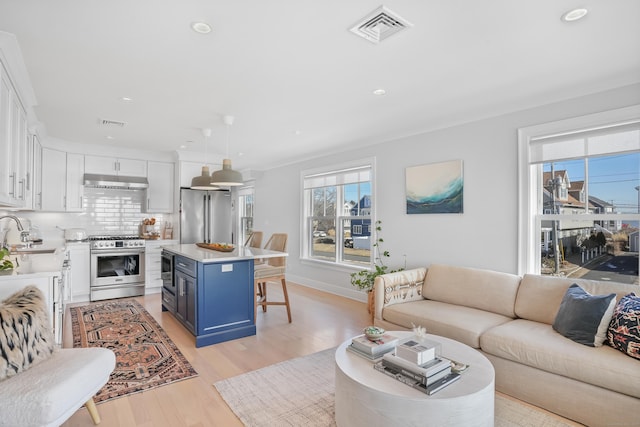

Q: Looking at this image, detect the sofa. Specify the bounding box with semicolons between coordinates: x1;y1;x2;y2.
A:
373;263;639;427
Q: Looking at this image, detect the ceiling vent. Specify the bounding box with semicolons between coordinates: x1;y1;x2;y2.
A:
349;5;413;44
99;118;127;127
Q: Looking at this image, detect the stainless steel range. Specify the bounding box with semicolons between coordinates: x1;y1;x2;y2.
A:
89;235;146;301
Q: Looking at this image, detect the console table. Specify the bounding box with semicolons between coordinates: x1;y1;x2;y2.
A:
335;331;495;426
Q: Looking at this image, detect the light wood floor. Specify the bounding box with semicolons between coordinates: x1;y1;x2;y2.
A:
61;282;370;426
61;282;579;427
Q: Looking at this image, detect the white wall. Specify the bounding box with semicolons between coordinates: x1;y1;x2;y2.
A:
254;83;640;302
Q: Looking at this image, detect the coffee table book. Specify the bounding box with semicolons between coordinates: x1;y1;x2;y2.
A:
381;357;451;386
351;333;402;356
373;361;461;395
347;344;392;362
382;353;451;378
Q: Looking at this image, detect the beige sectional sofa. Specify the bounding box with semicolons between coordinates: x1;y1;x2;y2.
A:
373;264;639;427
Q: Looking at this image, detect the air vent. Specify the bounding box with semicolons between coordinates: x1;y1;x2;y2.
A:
349;5;413;44
99;118;127;127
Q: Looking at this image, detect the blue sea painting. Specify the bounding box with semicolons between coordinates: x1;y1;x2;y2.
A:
406;160;463;214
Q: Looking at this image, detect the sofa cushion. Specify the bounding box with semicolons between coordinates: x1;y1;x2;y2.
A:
515;274;638;325
423;264;521;318
383;299;513;348
480;319;640;399
607;293;640;360
552;284;616;347
0;286;55;381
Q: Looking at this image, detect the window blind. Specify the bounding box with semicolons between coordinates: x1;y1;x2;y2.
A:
303;166;371;189
529;123;640;164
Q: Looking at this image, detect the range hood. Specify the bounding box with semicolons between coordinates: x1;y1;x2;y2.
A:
83;173;149;189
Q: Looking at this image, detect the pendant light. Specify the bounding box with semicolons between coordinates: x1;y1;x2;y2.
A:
191;128;218;190
211;115;244;186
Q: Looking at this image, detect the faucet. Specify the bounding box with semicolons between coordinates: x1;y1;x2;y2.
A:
0;215;30;248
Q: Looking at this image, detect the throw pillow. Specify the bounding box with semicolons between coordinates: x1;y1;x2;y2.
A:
0;286;55;381
552;283;616;347
607;293;640;360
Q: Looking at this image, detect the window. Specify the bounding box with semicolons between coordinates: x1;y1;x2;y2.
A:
237;187;255;245
518;106;640;286
302;160;374;267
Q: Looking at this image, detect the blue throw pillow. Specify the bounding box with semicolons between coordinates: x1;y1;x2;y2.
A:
552;284;616;347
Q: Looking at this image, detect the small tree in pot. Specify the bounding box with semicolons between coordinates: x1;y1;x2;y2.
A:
350;221;403;314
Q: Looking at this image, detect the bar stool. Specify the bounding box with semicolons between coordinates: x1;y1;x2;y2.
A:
254;233;291;323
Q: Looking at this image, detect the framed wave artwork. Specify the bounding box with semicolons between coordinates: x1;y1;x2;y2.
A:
405;160;464;214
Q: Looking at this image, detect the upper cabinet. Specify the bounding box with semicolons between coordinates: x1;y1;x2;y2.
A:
40;148;84;212
147;161;174;213
85;155;147;177
0;33;37;209
0;62;29;208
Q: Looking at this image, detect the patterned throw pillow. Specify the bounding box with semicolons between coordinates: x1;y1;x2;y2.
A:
0;286;55;380
607;293;640;360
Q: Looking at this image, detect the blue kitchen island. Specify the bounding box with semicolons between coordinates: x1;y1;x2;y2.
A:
160;244;287;348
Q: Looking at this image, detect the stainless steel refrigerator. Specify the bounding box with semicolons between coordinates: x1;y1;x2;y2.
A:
179;188;233;244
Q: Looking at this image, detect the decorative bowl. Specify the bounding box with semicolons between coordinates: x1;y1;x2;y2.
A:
364;326;385;341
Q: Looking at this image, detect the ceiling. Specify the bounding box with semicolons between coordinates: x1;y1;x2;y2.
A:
0;1;639;171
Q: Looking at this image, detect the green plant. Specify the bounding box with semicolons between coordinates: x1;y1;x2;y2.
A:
0;247;14;271
350;220;403;291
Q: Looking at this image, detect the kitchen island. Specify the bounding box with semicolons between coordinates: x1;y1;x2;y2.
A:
161;244;287;347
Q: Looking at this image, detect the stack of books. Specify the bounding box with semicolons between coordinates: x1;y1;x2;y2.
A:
347;333;402;361
375;353;460;395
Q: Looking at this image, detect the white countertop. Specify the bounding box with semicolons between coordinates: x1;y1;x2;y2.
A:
0;251;66;278
162;244;288;263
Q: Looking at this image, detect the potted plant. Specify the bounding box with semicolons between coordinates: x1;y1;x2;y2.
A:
350;220;403;315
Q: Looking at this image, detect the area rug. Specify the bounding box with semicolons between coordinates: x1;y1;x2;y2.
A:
214;348;576;427
70;299;198;403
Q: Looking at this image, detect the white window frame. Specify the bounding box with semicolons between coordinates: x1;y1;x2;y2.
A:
236;186;255;246
300;157;376;270
517;105;640;276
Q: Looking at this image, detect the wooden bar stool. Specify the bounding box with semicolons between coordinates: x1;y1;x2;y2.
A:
254;233;291;323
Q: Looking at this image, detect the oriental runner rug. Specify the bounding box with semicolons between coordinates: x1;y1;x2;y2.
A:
70;299;198;403
214;347;577;427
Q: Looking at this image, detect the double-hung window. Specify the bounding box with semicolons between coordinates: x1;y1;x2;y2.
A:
302;160;374;267
518;106;640;285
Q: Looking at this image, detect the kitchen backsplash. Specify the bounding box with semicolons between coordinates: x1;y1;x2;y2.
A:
1;187;174;244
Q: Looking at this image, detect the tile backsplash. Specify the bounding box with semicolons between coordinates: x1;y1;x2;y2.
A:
83;187;147;234
1;187;173;243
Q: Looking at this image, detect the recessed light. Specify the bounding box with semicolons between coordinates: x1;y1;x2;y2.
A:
561;8;588;22
106;135;114;140
373;89;386;96
191;21;212;34
119;96;133;102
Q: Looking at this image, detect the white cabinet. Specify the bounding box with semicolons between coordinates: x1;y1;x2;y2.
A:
0;274;61;345
147;161;174;213
41;148;84;212
145;239;176;293
0;63;29;208
66;243;90;302
66;153;84;211
32;135;42;210
85;155;147;177
0;69;13;205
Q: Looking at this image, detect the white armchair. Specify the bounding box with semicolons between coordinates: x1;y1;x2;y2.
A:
0;347;116;426
0;285;115;426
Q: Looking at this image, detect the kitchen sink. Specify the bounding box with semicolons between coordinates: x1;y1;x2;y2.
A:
9;247;59;255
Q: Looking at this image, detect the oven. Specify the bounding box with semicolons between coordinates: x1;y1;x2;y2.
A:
89;235;146;301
